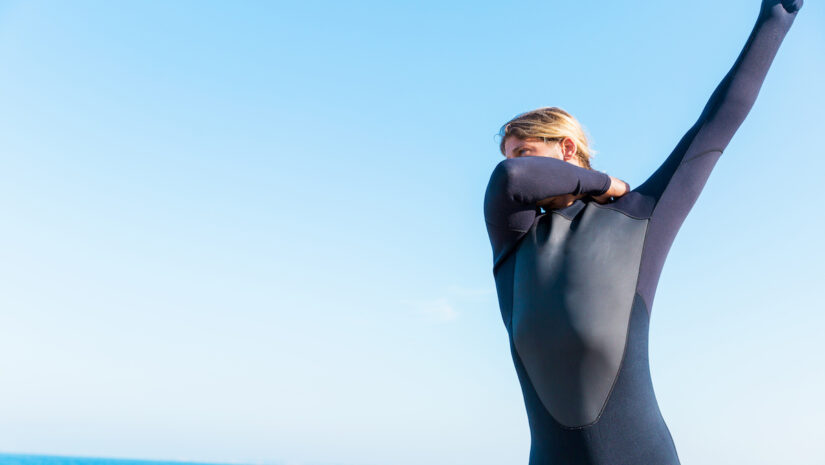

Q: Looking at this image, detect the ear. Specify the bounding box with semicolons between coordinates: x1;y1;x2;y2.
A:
560;137;578;162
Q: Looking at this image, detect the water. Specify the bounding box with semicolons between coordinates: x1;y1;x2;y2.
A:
0;454;251;465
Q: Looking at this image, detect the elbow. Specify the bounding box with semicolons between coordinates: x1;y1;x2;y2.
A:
493;157;535;183
490;158;513;186
491;158;525;200
493;157;518;177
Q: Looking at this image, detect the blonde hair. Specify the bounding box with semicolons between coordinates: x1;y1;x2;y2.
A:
497;107;597;170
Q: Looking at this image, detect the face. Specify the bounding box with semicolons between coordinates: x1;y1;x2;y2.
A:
503;136;582;167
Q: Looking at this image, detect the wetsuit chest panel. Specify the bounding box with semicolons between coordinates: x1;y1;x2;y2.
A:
511;203;648;428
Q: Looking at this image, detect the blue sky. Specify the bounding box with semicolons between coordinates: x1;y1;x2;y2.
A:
0;1;823;464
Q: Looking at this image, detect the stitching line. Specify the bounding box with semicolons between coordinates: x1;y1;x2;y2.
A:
587;200;650;221
650;147;723;221
485;219;529;233
509;246;517;332
680;147;723;166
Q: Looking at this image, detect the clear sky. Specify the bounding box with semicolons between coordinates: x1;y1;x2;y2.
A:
1;1;823;464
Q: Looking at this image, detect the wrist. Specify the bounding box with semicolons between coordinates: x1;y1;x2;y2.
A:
607;177;629;197
760;1;802;21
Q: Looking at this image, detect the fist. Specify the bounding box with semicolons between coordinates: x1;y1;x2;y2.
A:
781;0;803;13
591;175;630;205
762;0;803;15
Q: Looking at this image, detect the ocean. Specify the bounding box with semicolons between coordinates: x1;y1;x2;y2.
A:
0;455;253;465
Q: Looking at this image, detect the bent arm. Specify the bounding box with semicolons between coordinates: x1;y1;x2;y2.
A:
483;156;612;268
484;156;611;230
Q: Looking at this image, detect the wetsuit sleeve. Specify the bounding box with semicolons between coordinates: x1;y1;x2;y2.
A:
484;156;611;264
633;3;801;308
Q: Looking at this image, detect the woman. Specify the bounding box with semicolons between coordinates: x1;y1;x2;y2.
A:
482;1;802;464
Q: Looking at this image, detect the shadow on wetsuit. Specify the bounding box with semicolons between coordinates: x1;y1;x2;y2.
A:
483;2;802;464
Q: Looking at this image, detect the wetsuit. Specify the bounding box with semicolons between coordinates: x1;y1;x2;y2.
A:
483;3;801;464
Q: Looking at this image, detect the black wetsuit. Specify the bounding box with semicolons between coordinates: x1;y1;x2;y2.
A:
483;3;801;464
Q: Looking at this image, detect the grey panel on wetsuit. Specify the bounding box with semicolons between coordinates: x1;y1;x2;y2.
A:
511;203;648;428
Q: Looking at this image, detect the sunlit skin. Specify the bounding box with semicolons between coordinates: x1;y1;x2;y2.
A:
503;136;630;209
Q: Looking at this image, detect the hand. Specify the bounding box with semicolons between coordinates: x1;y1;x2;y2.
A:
537;193;586;211
761;0;803;16
591;176;630;205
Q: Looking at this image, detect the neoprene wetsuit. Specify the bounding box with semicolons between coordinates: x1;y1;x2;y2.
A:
483;3;801;464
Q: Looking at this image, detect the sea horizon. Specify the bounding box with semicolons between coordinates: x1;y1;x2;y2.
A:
0;453;271;465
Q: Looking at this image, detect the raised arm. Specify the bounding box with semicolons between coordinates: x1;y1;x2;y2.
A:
632;0;802;310
634;0;802;206
483;155;612;267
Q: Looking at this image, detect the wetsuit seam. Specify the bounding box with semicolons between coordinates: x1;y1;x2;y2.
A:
492;231;531;274
637;291;652;317
636;211;657;317
637;146;723;311
485;219;529;233
584;201;651;221
649;146;723;221
678;147;723;167
509;248;517;332
490;215;545;273
552;217;651;431
551;210;576;221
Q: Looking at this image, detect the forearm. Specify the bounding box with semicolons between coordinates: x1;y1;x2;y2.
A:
694;4;799;150
490;156;611;206
634;2;800;203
